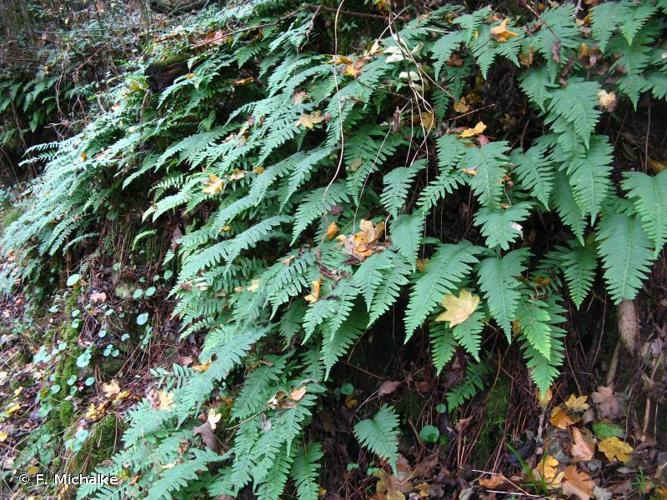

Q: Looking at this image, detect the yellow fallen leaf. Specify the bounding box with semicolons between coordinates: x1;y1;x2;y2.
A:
202;174;224;195
537;387;553;409
228;169;246;181
420;111;435;130
550;406;576;429
253;165;265;174
326;222;339;240
599;436;633;463
332;55;353;65
459;121;486;138
0;431;7;442
247;279;260;293
453;98;470;113
27;465;39;475
305;278;322;304
4;403;19;416
290;386;307;401
416;258;428;273
102;379;120;398
158;390;175;410
81;152;87;161
462;167;478;176
207;409;222;430
534;455;561;484
490;19;518;43
565;394;590;412
296;111;325;129
435;289;480;326
597;90;617;112
193;360;212;372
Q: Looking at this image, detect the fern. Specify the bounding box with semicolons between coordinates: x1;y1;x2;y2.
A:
622;170;667;255
477;248;529;341
596;211;655;303
546;80;601;148
353;405;400;472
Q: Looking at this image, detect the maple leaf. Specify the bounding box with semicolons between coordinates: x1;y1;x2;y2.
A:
534;455;562;485
435;289;480;326
571;427;595;462
326;222;339;240
102;379;120;398
420;111;435;130
453;98;470;113
598;436;633;463
338;219;385;260
459;121;487;138
304;278;322;304
550;406;577;429
202;174;224;195
490;19;518;43
597;90;617;112
591;386;621;419
296;110;325;129
565;394;590;412
289;386;307;401
158;390;174;410
207;409;222;430
562;465;594;500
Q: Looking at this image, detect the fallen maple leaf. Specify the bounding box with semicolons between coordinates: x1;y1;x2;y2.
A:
550;406;576;429
326;222;339;240
459;121;487;138
202;174;224;195
534;455;562;485
562;465;594;500
158;390;174;410
571;427;595;462
591;386;621;419
289;386;307;401
565;394;590;412
490;19;519;43
435;289;480;326
304;278;322;304
378;380;400;396
102;379;120;398
207;408;222;430
597;90;617;112
598;436;633;463
296;111;325;129
453;98;470;113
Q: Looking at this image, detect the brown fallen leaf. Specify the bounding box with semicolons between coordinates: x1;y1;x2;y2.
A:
490;19;518;43
296;111;325;129
562;465;594;500
479;474;510;490
597;90;617;112
102;379;120;398
325;222;339;240
194;421;220;453
571;427;595;462
304;278;322;304
202;174;224;195
459;121;486;138
289;386;307;401
378;380;400;396
591;386;621;419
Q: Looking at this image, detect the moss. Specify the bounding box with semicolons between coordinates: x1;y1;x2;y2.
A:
473;375;510;465
66;414;125;475
57;400;76;430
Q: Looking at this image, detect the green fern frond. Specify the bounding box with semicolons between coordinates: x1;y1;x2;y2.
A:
353;405;400;472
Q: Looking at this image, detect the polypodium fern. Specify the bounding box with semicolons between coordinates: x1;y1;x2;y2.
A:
596;210;655;304
622;170;667;255
353;405;400;472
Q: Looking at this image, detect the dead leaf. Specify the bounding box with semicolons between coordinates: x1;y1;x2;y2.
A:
415;258;428;273
537;387;553;409
158;390;174;411
326;222;339;240
102;379;120;398
304;278;322;304
648;158;666;174
247;279;260;293
550;406;576;429
292;90;308;104
193;360;212;372
378;380;400;396
562;465;594;500
598;437;633;463
479;474;509;489
289;386;307;401
420;111;435;130
207;409;222;430
435;289;480;326
453;98;470;114
459;121;487;138
194;421;220;453
0;431;8;442
490;19;518;43
571;427;595;462
90;291;107;303
202;174;224;195
597;90;617;112
565;394;590;412
534;455;562;485
296;111;325;129
591;386;621;419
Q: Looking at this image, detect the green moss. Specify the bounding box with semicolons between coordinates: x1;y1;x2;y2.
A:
66;414;125;475
57;400;76;430
473;375;510;465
